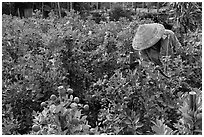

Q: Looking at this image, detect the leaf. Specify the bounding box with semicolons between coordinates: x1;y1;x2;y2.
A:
41;128;48;135
182;113;192;121
133;115;140;124
152;125;165;135
164;126;173;135
194;118;202;128
168;104;175;109
33;110;37;116
70;102;78;108
136;123;143;129
44;107;51;114
49;104;56;113
193;129;202;133
81;115;87;121
124;119;132;125
179;101;189;114
113;126;122;134
156;119;164;127
33;119;38;123
54;115;60;126
128;124;133;129
74;110;81;119
196;113;202;120
54;104;63;113
152;119;169;135
73;125;82;132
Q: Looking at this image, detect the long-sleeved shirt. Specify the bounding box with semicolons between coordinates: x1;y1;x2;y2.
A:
138;29;182;66
160;29;182;57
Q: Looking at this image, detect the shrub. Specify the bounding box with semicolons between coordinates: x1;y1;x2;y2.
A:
109;5;133;21
30;88;92;135
2;8;202;135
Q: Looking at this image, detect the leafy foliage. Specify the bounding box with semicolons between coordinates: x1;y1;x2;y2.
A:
169;2;202;33
109;5;133;21
2;5;202;135
30;87;92;135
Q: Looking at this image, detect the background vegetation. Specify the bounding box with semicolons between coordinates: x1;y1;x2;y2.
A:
2;2;202;135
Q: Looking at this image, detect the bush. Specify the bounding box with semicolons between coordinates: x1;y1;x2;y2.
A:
109;5;133;21
89;11;107;24
30;88;93;135
2;8;202;135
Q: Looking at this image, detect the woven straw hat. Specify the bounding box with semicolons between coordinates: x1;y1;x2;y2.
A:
132;23;165;50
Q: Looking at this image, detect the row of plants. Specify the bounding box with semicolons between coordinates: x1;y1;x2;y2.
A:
2;4;202;134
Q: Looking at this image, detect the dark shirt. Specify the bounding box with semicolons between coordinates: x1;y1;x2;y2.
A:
139;29;181;66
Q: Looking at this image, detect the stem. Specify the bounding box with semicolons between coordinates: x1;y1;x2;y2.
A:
189;91;196;112
189;91;197;135
165;35;169;74
17;8;20;17
129;52;134;64
70;2;73;11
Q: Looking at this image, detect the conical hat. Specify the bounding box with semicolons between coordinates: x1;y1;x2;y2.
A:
132;23;165;50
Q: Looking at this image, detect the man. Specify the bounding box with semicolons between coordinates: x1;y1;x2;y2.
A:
132;23;182;77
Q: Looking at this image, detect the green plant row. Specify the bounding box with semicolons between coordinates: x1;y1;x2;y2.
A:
2;9;202;135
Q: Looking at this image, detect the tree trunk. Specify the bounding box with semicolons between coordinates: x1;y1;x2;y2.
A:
70;2;73;11
41;2;44;18
142;2;145;8
157;2;160;12
147;2;151;12
134;3;137;13
58;2;61;18
67;2;69;10
132;2;134;10
96;2;98;10
24;8;33;18
123;2;125;10
17;8;20;17
9;2;12;15
42;2;43;15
